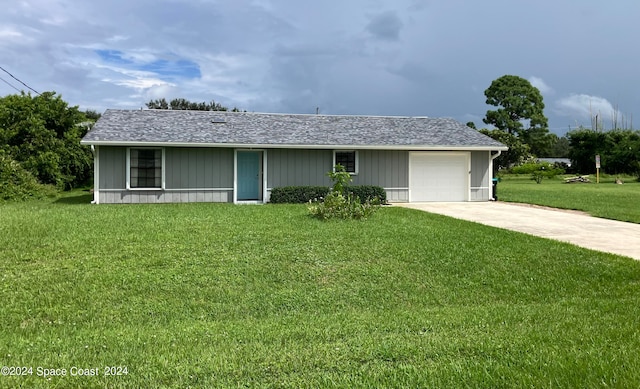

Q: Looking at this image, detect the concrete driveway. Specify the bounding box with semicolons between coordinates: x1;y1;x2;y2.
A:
395;202;640;261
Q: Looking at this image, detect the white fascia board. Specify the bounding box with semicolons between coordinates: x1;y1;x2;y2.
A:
80;140;508;152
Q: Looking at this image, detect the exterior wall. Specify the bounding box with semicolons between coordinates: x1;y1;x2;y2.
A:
98;146;126;189
470;151;491;201
99;190;232;204
95;146;491;204
267;149;333;187
265;149;409;202
165;148;233;189
352;150;408;202
96;146;233;204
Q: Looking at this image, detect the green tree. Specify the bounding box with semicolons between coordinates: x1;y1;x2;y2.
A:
146;98;241;112
146;98;169;109
83;109;101;121
567;128;608;174
0;151;56;201
522;126;555;157
551;136;571;158
0;92;92;190
567;128;640;175
483;75;554;157
484;75;548;135
479;128;531;170
604;130;640;175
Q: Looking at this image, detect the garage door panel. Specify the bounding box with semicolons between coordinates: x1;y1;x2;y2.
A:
410;153;468;202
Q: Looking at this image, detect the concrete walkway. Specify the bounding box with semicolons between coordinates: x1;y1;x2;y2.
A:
394;202;640;261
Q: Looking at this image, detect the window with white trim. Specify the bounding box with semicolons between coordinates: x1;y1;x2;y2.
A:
129;148;163;189
334;150;358;174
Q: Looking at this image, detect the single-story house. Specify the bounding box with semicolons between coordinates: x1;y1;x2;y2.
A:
80;110;507;204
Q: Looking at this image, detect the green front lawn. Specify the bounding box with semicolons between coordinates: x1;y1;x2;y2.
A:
499;174;640;223
1;195;640;388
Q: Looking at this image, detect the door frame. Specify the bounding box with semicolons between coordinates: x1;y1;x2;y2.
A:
234;149;267;203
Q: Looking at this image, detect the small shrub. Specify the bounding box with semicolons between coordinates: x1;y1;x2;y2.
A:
510;162;543;174
328;164;352;193
307;165;381;220
269;186;329;203
0;153;57;201
308;191;379;220
511;161;565;184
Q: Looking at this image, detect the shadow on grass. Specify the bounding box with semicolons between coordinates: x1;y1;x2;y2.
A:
54;192;93;205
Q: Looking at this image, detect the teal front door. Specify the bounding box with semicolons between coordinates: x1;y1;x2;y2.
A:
237;151;261;201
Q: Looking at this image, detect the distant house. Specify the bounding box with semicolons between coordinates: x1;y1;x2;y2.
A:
538;158;572;167
80;110;507;204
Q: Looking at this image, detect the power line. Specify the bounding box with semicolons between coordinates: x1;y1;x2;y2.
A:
0;75;21;93
0;65;40;95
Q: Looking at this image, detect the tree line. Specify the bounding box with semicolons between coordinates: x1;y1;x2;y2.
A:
567;128;640;175
146;98;241;112
0;94;240;200
474;74;640;178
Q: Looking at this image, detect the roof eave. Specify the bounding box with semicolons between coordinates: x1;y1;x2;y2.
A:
80;140;508;151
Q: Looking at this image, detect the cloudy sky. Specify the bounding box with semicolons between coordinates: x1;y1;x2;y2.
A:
2;0;638;134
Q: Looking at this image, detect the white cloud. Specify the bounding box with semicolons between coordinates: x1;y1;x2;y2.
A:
555;94;616;121
107;78;173;90
92;62;175;91
105;35;129;43
39;16;68;26
145;84;180;101
0;27;23;39
528;76;554;95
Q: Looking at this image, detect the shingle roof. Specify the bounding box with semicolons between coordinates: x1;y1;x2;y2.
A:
81;109;507;150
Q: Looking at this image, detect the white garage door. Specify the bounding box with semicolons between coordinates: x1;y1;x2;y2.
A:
409;152;469;202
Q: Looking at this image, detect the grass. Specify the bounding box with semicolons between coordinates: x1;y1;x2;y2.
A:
498;174;640;223
1;193;640;387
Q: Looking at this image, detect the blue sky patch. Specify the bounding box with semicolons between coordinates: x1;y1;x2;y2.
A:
96;49;201;79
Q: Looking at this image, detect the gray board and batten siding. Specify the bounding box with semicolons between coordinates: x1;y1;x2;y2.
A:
95;146;492;204
96;147;412;203
97;146;234;204
266;149;410;202
82;110;506;204
470;151;492;201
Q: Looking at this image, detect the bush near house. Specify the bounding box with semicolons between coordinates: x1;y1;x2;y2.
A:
270;185;387;204
0;92;94;192
0;152;57;201
347;185;387;204
307;165;382;220
308;190;381;220
270;186;330;204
